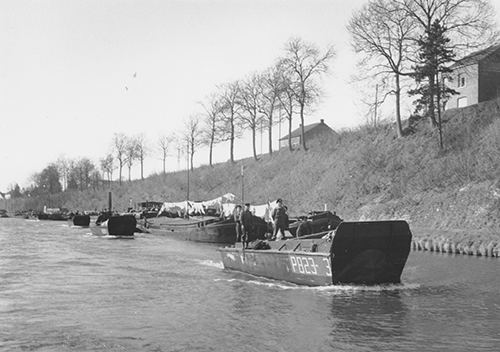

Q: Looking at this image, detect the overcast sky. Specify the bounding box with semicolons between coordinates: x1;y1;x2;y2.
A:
1;0;499;192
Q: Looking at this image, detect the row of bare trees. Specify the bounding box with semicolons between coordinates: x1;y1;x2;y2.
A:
348;0;498;142
90;38;336;184
12;38;336;191
181;37;336;170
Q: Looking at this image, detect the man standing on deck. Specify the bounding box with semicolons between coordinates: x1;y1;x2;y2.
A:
233;205;243;243
271;199;287;240
240;203;253;248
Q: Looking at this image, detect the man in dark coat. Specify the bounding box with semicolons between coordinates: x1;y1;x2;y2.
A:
271;198;287;240
233;205;243;243
240;203;254;248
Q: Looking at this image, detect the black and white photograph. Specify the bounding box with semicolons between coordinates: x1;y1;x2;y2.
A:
1;0;500;351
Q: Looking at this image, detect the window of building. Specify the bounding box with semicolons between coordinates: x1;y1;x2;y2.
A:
457;97;468;108
457;74;466;88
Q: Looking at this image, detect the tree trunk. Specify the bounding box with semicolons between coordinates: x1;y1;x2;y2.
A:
436;73;444;149
128;166;131;182
230;119;235;163
162;157;166;175
268;116;273;155
300;103;307;151
119;162;122;185
428;75;437;127
140;157;144;180
190;146;194;171
252;126;258;160
209;135;214;167
395;73;404;138
288;118;293;152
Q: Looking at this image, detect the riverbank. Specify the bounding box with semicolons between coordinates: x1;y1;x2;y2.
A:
7;99;500;258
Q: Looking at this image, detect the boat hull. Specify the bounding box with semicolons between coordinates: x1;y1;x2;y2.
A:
219;246;334;286
69;214;91;227
90;215;136;238
218;221;412;286
148;221;237;243
145;216;268;244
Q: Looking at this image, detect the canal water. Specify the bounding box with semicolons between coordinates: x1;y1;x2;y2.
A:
1;218;498;351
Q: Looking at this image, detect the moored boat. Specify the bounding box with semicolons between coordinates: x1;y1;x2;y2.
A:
146;216;268;244
69;214;91;227
90;214;137;239
218;220;412;286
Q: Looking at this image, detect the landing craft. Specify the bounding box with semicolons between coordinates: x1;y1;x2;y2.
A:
218;221;412;286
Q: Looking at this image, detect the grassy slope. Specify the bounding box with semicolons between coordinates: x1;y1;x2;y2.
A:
13;98;500;244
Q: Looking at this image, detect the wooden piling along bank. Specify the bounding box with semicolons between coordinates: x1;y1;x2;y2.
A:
411;237;499;257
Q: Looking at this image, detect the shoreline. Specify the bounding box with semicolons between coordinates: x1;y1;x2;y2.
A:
410;227;499;258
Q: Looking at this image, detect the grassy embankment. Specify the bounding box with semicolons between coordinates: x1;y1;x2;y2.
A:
13;98;500;256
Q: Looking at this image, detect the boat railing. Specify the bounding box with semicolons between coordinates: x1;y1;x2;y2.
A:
295;229;334;240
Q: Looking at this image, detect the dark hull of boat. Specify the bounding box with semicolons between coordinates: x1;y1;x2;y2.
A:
37;213;70;221
149;221;237;243
218;221;412;286
69;215;91;227
90;215;137;238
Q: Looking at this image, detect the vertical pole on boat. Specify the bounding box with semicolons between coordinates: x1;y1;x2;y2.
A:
186;139;190;219
241;164;244;203
108;191;112;213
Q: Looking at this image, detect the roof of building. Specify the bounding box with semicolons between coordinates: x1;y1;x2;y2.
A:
279;119;335;140
451;43;500;68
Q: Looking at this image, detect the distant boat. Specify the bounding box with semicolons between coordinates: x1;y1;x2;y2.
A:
68;214;91;227
90;214;137;239
218;221;412;286
37;207;70;221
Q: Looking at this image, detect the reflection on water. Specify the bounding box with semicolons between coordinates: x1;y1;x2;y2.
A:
0;218;499;352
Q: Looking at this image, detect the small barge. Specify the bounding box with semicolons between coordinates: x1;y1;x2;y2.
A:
146;216;268;244
69;214;91;227
218;220;412;286
90;214;137;239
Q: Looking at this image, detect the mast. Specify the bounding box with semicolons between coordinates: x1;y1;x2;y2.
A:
186;139;190;219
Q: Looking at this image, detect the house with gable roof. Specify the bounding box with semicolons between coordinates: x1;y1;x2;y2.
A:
446;44;500;109
279;119;337;149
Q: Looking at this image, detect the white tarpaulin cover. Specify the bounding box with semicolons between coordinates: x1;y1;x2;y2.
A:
158;193;236;216
249;200;279;222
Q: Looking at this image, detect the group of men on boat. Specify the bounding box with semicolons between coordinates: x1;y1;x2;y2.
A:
233;198;289;248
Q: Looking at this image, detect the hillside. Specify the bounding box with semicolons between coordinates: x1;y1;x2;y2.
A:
10;98;500;247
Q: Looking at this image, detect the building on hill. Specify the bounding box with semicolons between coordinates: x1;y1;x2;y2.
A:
279;119;337;149
445;44;500;110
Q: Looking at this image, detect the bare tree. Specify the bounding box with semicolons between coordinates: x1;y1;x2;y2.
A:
348;0;416;137
100;154;115;186
218;81;242;163
277;68;298;151
158;134;174;174
184;115;202;171
125;136;139;182
135;134;148;180
55;156;71;191
238;73;264;160
258;66;283;154
112;133;127;185
200;93;223;166
280;38;335;151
